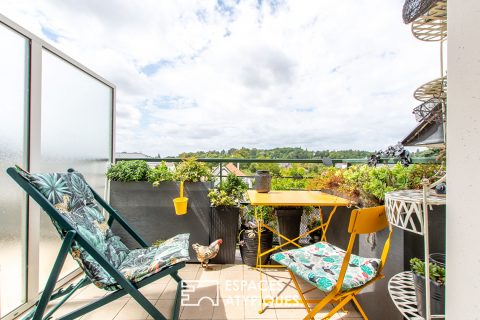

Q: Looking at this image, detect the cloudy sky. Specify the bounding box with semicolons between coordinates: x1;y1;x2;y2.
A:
1;0;440;156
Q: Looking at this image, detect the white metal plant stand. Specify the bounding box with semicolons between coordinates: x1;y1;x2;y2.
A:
388;271;424;319
385;176;446;320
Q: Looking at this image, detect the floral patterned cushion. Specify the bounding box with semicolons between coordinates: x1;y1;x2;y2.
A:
25;171;190;290
271;242;380;292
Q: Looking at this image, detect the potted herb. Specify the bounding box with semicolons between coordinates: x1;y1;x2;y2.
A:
410;257;446;317
307;214;323;243
208;173;248;264
239;206;275;267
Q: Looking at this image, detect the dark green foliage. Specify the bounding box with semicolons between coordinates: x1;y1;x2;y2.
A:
220;173;248;199
106;160;150;182
410;257;445;285
177;147;371;161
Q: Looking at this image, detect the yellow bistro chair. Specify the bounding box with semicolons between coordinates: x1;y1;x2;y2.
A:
271;206;392;320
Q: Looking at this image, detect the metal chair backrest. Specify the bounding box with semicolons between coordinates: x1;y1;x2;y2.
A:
335;205;392;292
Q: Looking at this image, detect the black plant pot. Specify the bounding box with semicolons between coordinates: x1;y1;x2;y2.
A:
239;228;273;267
412;272;445;317
275;207;303;249
210;206;240;264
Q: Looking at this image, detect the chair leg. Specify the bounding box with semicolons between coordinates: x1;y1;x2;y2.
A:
324;294;354;319
171;271;184;320
287;270;313;318
128;287;167;320
352;295;368;320
57;288;129;320
32;231;76;320
304;290;337;320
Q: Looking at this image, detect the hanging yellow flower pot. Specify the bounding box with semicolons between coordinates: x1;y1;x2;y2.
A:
173;181;188;215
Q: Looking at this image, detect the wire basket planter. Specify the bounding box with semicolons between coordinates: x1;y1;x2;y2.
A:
414;76;447;102
411;1;447;42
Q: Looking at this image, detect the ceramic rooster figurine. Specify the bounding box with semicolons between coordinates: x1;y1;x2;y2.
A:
192;239;223;268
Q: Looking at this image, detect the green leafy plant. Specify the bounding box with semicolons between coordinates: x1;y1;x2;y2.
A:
174;157;211;182
106;160;150;182
221;173;248;199
208;173;248;206
242;205;275;227
271;177;308;190
208;189;237;207
308;164;443;206
147;161;174;186
410;257;446;285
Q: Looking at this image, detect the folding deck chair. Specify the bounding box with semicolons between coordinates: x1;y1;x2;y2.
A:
271;206;392;320
7;166;190;320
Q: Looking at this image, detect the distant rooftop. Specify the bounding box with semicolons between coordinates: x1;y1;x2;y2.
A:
115;152;151;159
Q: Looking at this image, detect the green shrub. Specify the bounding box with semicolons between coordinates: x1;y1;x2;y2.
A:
271;177;307;190
308;163;443;206
106;160;150;182
174;157;212;182
209;173;248;206
147;161;174;186
208;189;237;206
242;205;275;227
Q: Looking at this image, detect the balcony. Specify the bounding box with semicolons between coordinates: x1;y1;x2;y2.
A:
1;0;480;319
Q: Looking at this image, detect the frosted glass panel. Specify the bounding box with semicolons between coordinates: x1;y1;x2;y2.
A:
39;50;112;289
0;24;28;316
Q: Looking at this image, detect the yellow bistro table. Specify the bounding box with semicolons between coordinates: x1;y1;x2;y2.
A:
246;190;351;313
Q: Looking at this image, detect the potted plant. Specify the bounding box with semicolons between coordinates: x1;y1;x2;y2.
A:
410;257;446;317
307;214;323;243
208;173;248;264
239;206;275;267
172;157;213;259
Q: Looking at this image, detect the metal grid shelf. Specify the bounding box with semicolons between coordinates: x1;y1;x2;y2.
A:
388;271;445;320
385;189;446;235
388;271;424;319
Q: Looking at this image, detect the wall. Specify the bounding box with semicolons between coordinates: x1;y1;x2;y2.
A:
447;0;480;317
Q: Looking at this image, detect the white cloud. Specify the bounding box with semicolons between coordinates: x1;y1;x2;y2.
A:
0;0;441;156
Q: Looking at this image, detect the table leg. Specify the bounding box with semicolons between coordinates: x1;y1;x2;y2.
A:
320;206;339;242
255;206;265;313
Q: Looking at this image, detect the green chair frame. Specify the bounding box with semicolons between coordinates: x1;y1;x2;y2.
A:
7;167;186;320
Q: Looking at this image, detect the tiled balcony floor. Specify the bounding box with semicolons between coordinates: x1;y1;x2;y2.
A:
19;263;362;320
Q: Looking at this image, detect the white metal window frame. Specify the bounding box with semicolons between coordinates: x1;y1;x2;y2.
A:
0;13;115;320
